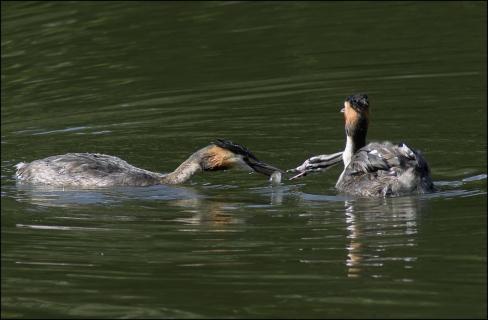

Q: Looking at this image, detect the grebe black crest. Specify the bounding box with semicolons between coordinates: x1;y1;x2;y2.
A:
213;139;259;162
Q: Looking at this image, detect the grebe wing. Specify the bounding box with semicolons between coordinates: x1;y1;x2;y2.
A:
46;153;128;175
347;142;420;176
340;142;434;196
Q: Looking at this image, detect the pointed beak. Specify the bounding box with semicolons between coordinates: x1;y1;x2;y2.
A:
340;106;345;113
245;158;283;177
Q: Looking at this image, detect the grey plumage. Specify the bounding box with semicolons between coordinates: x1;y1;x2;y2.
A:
14;139;282;188
336;142;435;197
15;153;164;187
288;93;435;197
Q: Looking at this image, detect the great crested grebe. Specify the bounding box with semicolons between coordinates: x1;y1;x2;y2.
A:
289;94;435;197
15;139;282;187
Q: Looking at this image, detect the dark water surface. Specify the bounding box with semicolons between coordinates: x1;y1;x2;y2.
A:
1;2;486;318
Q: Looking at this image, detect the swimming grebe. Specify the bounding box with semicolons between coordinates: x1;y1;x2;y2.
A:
289;94;435;197
15;139;282;187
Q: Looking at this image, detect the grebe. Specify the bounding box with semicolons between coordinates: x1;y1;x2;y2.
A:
15;139;282;187
289;94;435;197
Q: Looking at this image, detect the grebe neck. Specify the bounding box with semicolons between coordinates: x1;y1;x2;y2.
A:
160;155;202;184
343;131;367;168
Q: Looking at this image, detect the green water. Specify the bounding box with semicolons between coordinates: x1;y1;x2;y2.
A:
1;2;486;318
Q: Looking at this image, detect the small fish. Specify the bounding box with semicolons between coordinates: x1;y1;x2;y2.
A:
269;171;282;185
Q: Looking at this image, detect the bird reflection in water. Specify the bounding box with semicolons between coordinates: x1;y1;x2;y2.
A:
343;196;424;279
168;185;286;227
169;198;244;226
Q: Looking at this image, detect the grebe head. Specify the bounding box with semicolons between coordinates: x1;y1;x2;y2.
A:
340;93;369;138
199;139;282;177
343;94;369;113
339;94;369;160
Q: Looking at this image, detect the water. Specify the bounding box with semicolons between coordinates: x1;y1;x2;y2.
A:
1;2;486;318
